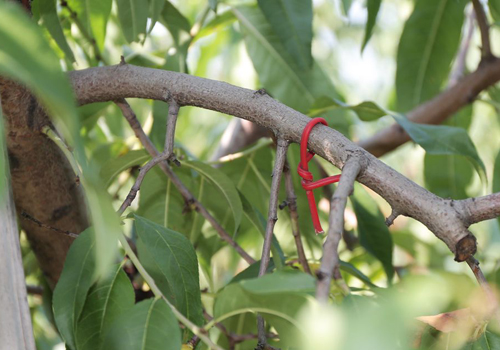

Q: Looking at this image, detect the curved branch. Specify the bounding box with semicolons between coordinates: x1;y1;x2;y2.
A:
457;192;500;226
70;64;478;261
471;0;492;60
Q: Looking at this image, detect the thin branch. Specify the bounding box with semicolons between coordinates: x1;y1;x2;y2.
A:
282;158;311;274
457;192;500;226
164;100;180;166
316;157;362;302
26;285;44;296
472;0;492;60
114;99;255;264
257;139;288;348
21;211;78;238
466;257;498;314
117;234;224;350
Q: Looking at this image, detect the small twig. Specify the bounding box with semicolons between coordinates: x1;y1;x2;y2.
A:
466;257;499;317
283;158;311;274
385;209;400;227
21;211;78;238
26;285;44;296
257;139;288;348
471;0;493;61
316;158;361;302
114;99;256;264
164;100;181;166
449;6;475;86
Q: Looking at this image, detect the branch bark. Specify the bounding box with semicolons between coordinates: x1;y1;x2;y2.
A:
457;192;500;226
316;157;361;302
471;0;492;60
71;64;480;262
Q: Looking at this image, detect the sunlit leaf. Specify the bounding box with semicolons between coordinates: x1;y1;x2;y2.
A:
75;265;135;350
361;0;381;52
257;0;313;69
53;228;97;350
339;260;379;289
102;299;182;350
209;0;218;12
396;0;467;111
148;0;165;33
134;215;204;327
490;0;500;23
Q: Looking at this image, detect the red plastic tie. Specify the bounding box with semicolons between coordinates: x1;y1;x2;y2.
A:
297;118;341;234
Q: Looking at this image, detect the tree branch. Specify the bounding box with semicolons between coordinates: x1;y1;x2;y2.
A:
257;139;288;349
316;157;361;302
164;100;180;166
471;0;492;60
114;99;256;265
457;192;500;226
73;65;480;262
282;159;311;274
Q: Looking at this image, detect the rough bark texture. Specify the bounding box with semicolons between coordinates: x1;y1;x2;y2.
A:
69;64;479;261
0;78;88;287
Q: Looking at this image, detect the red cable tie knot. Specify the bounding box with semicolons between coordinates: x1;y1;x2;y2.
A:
297;118;341;234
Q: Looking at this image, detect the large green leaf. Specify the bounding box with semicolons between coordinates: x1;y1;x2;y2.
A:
37;0;75;61
75;265;135;350
116;0;149;43
396;0;467;111
361;0;382;52
53;229;97;350
351;184;394;282
134;215;204;327
147;0;166;33
490;0;500;23
102;299;182;350
257;0;313;69
184;160;243;234
462;332;500;350
99;150;149;187
233;5;342;114
214;270;312;348
393;114;486;182
0;1;121;278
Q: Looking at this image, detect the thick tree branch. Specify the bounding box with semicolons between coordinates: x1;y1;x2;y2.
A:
282;159;311;275
114;99;256;265
316;157;361;302
72;64;480;262
358;57;500;157
457;192;500;226
471;0;492;60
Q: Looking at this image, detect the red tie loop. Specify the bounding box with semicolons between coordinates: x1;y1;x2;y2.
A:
298;118;341;234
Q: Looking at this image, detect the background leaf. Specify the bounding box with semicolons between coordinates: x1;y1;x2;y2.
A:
134;215;204;327
116;0;148;43
351;184;394;282
102;299;182;350
99;150;149;187
361;0;382;51
396;0;467;111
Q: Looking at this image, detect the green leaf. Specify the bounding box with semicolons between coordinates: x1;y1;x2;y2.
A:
393;114;486;182
193;10;237;42
160;1;192;72
148;0;166;33
351;184;394;282
214;270;311;348
310;96;387;121
233;5;343;113
75;265;135;350
361;0;381;52
102;299;182;350
257;0;313;69
341;0;353;15
463;331;500;350
490;0;500;23
209;0;218;12
184;160;243;234
134;215;204;326
53;228;97;350
229;259;276;284
38;0;75;61
339;260;379;289
116;0;149;43
99;150;149;187
396;0;467;111
240;191;284;269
